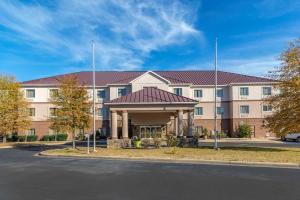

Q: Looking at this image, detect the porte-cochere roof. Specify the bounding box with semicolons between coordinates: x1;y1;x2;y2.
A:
105;87;198;105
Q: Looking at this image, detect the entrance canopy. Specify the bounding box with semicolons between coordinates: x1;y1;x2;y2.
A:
105;87;198;139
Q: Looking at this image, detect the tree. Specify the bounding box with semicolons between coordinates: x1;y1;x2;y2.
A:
50;76;91;148
265;38;300;137
0;75;30;142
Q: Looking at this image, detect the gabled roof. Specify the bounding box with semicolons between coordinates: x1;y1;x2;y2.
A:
129;71;171;84
105;87;198;105
21;70;273;86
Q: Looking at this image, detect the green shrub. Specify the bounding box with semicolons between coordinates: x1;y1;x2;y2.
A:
166;134;178;147
237;124;252;138
41;135;56;141
26;135;38;142
17;135;26;142
57;133;68;141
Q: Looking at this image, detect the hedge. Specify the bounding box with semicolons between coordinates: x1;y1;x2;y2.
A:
41;133;68;141
17;135;38;142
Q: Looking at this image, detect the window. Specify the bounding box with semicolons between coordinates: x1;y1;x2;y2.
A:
49;89;58;98
217;89;223;97
97;90;106;99
26;128;35;136
263;87;272;95
194;89;203;98
240;105;250;114
173;88;182;96
97;108;103;116
217;107;224;115
263;105;272;112
240;87;249;96
118;88;127;97
28;108;35;117
26;89;35;98
50;108;58;117
195;107;203;115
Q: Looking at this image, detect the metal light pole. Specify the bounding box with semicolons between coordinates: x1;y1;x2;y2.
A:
92;41;97;152
214;37;218;150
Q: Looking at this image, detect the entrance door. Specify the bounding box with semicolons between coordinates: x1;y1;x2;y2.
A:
139;126;163;138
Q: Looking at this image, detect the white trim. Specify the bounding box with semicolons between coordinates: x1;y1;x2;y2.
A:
129;71;171;84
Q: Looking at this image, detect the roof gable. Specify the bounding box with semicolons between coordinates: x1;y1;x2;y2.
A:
105;87;198;105
129;71;171;84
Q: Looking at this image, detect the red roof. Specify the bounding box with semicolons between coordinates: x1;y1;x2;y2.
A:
105;87;198;105
21;71;273;86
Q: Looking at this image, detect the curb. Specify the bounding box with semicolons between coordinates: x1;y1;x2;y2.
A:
38;151;300;169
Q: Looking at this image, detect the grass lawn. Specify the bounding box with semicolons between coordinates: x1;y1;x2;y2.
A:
43;146;300;164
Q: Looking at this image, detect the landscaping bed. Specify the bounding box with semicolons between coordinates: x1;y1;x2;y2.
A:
42;146;300;165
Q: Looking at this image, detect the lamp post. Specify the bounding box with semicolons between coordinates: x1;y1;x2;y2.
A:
92;41;97;152
214;37;218;150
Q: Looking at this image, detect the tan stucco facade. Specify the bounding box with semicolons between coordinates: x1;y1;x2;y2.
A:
21;71;276;139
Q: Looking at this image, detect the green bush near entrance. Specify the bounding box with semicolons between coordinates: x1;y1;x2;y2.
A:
237;124;252;138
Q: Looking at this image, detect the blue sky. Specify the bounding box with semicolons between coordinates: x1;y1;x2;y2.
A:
0;0;299;81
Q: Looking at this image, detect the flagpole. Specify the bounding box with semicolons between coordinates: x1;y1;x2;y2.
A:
92;41;97;152
214;37;218;149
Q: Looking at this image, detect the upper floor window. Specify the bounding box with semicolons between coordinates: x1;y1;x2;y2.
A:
173;88;182;96
26;89;35;98
195;107;203;115
217;107;224;115
49;89;58;98
262;87;272;95
240;105;250;114
240;87;249;96
50;108;58;117
118;88;127;97
97;90;106;99
97;108;103;116
26;128;35;136
217;88;223;97
28;108;35;117
263;105;272;112
194;89;203;98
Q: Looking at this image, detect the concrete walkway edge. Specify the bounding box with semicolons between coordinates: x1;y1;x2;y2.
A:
38;151;300;169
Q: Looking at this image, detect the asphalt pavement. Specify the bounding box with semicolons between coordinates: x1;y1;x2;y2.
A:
0;146;299;200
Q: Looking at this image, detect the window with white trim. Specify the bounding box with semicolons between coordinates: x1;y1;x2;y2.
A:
26;89;35;98
263;105;272;112
262;87;272;95
194;89;203;98
173;88;182;96
28;108;35;117
49;89;58;98
217;88;223;97
118;88;127;97
240;105;250;114
240;87;249;96
217;107;224;115
26;128;35;136
195;107;203;115
97;90;106;99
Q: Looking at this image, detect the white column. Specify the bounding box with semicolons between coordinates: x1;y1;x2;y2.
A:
188;111;194;137
111;110;118;139
122;110;128;138
177;110;183;137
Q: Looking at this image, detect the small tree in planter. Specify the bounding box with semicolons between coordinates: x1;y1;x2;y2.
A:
203;128;209;139
237;124;252;138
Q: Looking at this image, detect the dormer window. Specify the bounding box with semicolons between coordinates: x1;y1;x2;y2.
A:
173;88;182;96
97;90;106;99
118;88;127;97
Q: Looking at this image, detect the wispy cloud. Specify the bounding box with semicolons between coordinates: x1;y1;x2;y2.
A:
0;0;202;71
